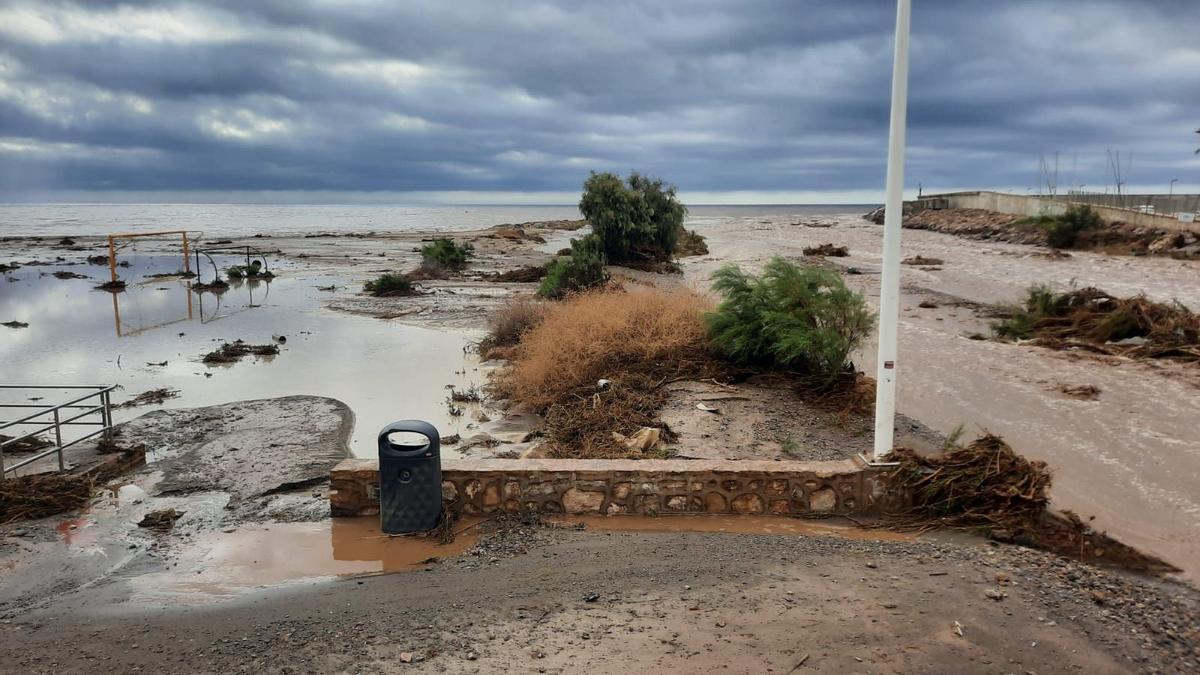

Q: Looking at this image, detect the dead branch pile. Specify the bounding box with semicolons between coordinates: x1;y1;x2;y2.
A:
888;434;1051;534
115;388;180;409
901;255;944;266
0;433;53;454
496;286;720;458
486;264;550;283
802;243;849;257
138;508;184;531
0;474;94;523
202;340;279;364
996;286;1200;361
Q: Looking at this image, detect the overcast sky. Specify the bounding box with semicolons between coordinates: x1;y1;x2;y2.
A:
1;0;1198;203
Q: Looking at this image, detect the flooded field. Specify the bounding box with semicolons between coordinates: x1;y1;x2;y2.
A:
686;214;1200;580
1;254;484;456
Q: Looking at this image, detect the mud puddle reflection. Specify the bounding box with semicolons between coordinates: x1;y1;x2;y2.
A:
128;517;482;604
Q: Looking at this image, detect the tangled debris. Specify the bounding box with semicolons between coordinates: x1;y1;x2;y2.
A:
115;388;180;409
994;286;1200;362
887;434;1178;573
3;320;29;329
0;474;94;524
51;270;90;280
191;278;230;293
888;435;1051;532
1058;384;1101;400
802;243;849;257
144;270;197;279
486;264;551;283
94;280;127;291
138;508;184;531
676;229;709;257
0;433;53;453
901;255;944;266
202;340;280;364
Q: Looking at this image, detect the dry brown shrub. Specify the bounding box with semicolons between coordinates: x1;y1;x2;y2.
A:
478;297;550;357
498;286;714;411
496;286;719;455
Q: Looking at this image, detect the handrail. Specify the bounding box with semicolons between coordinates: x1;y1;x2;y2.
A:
0;385;115;477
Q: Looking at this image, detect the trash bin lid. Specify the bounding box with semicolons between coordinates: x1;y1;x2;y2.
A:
378;419;440;458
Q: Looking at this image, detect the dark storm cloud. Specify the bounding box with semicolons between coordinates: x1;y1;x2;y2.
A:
0;0;1197;199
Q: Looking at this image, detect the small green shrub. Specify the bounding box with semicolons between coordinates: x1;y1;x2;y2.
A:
707;257;875;382
538;234;609;299
1042;205;1101;249
420;238;474;269
226;260;264;280
579;171;686;263
364;273;417;297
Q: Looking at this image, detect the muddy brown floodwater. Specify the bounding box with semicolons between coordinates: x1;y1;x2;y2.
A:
126;517;484;604
683;214;1200;580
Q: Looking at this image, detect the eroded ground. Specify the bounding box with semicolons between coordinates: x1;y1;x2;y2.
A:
2;523;1197;674
676;214;1200;580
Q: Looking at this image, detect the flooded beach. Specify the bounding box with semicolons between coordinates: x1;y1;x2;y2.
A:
1;250;485;456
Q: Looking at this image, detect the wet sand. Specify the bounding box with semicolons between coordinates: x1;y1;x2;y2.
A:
680;214;1200;581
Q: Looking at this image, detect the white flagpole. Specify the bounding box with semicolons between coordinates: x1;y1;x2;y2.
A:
872;0;912;462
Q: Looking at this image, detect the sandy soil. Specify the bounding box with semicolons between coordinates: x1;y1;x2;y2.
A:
676;214;1200;581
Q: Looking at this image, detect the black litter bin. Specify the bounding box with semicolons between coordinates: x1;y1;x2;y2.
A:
378;420;442;534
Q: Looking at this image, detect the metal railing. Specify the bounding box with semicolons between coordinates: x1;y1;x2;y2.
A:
0;385;117;477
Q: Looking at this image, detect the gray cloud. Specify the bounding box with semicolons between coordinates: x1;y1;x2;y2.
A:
0;0;1198;199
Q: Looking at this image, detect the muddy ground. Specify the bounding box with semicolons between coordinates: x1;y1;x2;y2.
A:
7;213;1199;578
0;396;351;616
1;521;1198;674
673;213;1200;581
3;214;1200;672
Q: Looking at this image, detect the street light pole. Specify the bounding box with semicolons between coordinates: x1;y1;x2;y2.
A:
871;0;913;463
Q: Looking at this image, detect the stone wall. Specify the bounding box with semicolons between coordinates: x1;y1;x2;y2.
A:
330;458;903;518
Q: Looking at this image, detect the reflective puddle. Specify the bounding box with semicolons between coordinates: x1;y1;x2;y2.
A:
0;254;484;456
127;517;483;603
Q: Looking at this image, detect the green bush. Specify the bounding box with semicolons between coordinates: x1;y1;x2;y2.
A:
579;171;686;263
1043;205;1101;249
421;238;474;269
538;234;609;299
707;257;875;382
364;273;417;297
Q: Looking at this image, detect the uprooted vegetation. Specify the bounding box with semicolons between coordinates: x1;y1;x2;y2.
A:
486;263;551;283
0;433;53;453
494;287;717;458
887;434;1178;572
993;285;1200;361
493;258;878;457
1;474;94;523
802;243;848;257
202;340;280;364
115;388;180;409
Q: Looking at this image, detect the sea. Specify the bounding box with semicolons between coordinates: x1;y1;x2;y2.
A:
0;203;875;238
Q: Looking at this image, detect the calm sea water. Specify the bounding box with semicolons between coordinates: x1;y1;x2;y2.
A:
0;203;874;237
